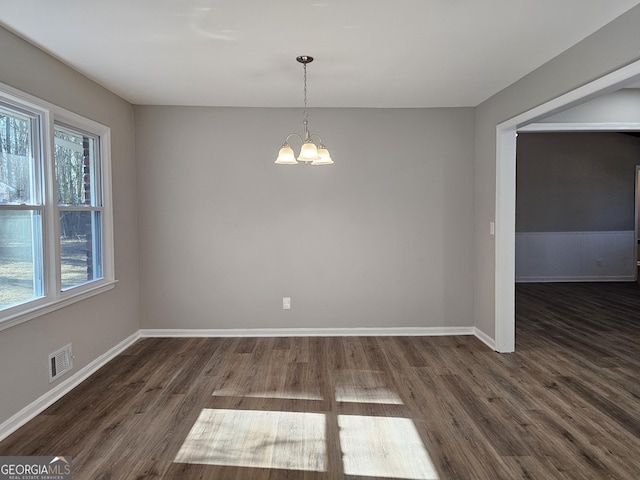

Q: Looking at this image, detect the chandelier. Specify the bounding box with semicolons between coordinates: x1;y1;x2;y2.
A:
275;56;334;165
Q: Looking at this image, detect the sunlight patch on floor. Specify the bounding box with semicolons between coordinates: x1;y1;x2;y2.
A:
338;415;439;480
174;409;327;472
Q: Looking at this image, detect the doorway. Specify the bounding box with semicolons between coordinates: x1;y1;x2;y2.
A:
494;59;640;353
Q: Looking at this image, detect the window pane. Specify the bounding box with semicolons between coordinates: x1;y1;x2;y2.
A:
60;210;102;290
0;209;43;309
55;125;98;206
0;105;37;204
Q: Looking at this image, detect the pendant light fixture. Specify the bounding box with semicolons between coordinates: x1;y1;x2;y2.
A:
275;56;334;166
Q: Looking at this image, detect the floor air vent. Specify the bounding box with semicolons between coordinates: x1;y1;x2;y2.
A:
49;344;73;383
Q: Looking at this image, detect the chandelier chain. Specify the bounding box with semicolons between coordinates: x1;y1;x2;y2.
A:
303;62;308;112
302;62;309;135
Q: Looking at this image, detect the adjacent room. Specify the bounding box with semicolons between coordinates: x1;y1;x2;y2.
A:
1;1;640;478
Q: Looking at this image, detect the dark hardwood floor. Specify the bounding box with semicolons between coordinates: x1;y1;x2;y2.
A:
1;282;640;479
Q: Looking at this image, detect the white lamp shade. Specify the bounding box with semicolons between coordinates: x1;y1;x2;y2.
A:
312;147;334;165
275;146;298;164
298;142;320;161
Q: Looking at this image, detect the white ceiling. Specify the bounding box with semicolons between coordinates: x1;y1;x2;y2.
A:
1;0;639;108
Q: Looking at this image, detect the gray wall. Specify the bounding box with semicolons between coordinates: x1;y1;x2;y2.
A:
516;132;640;232
474;5;640;338
539;89;640;124
135;106;475;330
0;26;139;424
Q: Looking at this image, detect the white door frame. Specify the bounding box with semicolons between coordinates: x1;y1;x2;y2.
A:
635;166;640;281
494;59;640;353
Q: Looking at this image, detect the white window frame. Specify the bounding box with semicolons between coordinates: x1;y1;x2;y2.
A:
0;81;115;331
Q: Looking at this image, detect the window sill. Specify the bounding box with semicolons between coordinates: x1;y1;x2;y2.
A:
0;280;118;333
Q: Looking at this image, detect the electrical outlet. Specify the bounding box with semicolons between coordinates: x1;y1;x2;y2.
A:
597;258;603;267
283;297;291;310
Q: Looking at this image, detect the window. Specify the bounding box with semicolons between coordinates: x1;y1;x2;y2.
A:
0;83;114;330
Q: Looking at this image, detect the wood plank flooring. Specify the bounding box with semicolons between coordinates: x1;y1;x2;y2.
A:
1;282;640;479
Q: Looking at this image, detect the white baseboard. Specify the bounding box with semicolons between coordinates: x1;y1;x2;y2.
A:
0;325;495;441
474;328;496;351
139;326;476;338
0;331;140;442
516;275;636;283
